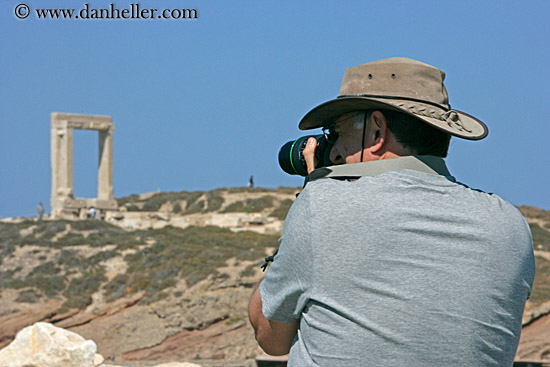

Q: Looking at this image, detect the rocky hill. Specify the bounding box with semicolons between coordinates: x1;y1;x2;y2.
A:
0;187;299;366
1;187;549;365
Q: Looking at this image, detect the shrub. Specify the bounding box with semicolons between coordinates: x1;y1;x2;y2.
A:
105;225;278;302
4;260;68;297
0;270;18;289
172;202;182;214
184;191;204;208
115;190;210;213
70;219;117;231
184;199;205;214
16;289;42;303
34;221;68;240
57;232;86;247
76;226;140;249
531;256;550;307
63;270;106;309
0;242;16;261
116;194;140;206
86;250;118;267
33;275;66;297
104;274;128;302
57;250;83;268
205;193;224;212
222;196;275;213
141;198;164;212
29;261;60;277
221;201;245;213
240;266;256;277
0;222;24;248
126;204;141;211
530;223;550;251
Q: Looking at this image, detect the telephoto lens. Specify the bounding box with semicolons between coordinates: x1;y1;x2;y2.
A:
278;135;334;176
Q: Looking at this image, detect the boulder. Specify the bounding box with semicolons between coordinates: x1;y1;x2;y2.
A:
0;322;103;367
153;363;203;367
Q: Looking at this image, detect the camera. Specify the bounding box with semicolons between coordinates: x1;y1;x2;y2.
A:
278;135;334;176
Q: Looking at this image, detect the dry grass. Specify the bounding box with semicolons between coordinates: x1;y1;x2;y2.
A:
1;219;279;307
531;256;550;308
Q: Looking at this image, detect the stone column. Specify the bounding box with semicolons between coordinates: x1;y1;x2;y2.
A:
50;116;74;217
98;125;114;201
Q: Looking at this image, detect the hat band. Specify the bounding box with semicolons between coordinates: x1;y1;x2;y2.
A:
337;94;451;111
338;94;472;134
395;103;472;133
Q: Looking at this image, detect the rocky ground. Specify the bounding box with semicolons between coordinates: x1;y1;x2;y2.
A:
1;187;549;365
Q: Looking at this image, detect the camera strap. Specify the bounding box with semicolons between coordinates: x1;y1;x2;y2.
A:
306;155;451;183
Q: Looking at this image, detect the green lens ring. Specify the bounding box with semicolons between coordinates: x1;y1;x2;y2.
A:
289;139;300;175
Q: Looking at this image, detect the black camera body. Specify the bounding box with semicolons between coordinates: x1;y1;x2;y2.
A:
278;135;334;176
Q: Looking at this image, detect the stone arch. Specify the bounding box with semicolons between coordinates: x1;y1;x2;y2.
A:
50;112;117;218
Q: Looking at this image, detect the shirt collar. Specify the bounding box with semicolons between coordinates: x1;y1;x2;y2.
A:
307;155;451;183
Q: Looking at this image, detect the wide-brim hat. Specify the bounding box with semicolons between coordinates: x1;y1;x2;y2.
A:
299;57;488;140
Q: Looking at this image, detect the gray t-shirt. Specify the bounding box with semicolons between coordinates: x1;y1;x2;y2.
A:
260;169;534;367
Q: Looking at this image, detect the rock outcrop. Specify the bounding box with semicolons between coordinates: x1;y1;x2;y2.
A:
0;322;103;367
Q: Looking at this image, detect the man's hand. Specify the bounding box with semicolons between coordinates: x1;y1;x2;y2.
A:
303;137;318;175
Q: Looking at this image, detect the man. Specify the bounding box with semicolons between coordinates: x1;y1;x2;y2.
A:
37;202;45;220
248;57;535;366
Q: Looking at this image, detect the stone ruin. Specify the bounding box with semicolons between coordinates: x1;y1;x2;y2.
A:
50;113;117;219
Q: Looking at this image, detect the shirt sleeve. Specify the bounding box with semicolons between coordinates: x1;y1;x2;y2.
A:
259;187;313;322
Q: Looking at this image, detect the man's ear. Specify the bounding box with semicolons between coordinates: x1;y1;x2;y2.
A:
366;110;388;154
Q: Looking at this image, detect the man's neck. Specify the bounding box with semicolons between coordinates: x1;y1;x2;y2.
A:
378;151;404;160
362;150;406;162
360;141;413;162
308;155;452;183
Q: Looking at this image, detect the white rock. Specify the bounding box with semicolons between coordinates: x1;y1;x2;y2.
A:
153;363;203;367
93;352;105;366
0;322;103;367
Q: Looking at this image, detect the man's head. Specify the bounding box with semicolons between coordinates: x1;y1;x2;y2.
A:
327;109;452;164
300;57;487;164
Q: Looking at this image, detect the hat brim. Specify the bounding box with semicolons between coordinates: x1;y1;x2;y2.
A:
299;96;488;140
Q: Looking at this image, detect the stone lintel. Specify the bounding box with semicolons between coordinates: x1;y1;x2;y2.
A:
51;113;113;131
68;121;113;131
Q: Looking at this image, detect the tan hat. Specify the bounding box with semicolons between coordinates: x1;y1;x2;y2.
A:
299;57;488;140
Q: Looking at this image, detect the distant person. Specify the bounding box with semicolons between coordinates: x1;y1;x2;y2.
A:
36;202;45;220
249;57;535;366
89;207;96;219
249;175;255;189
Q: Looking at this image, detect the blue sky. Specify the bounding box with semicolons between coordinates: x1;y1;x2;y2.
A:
1;0;549;218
